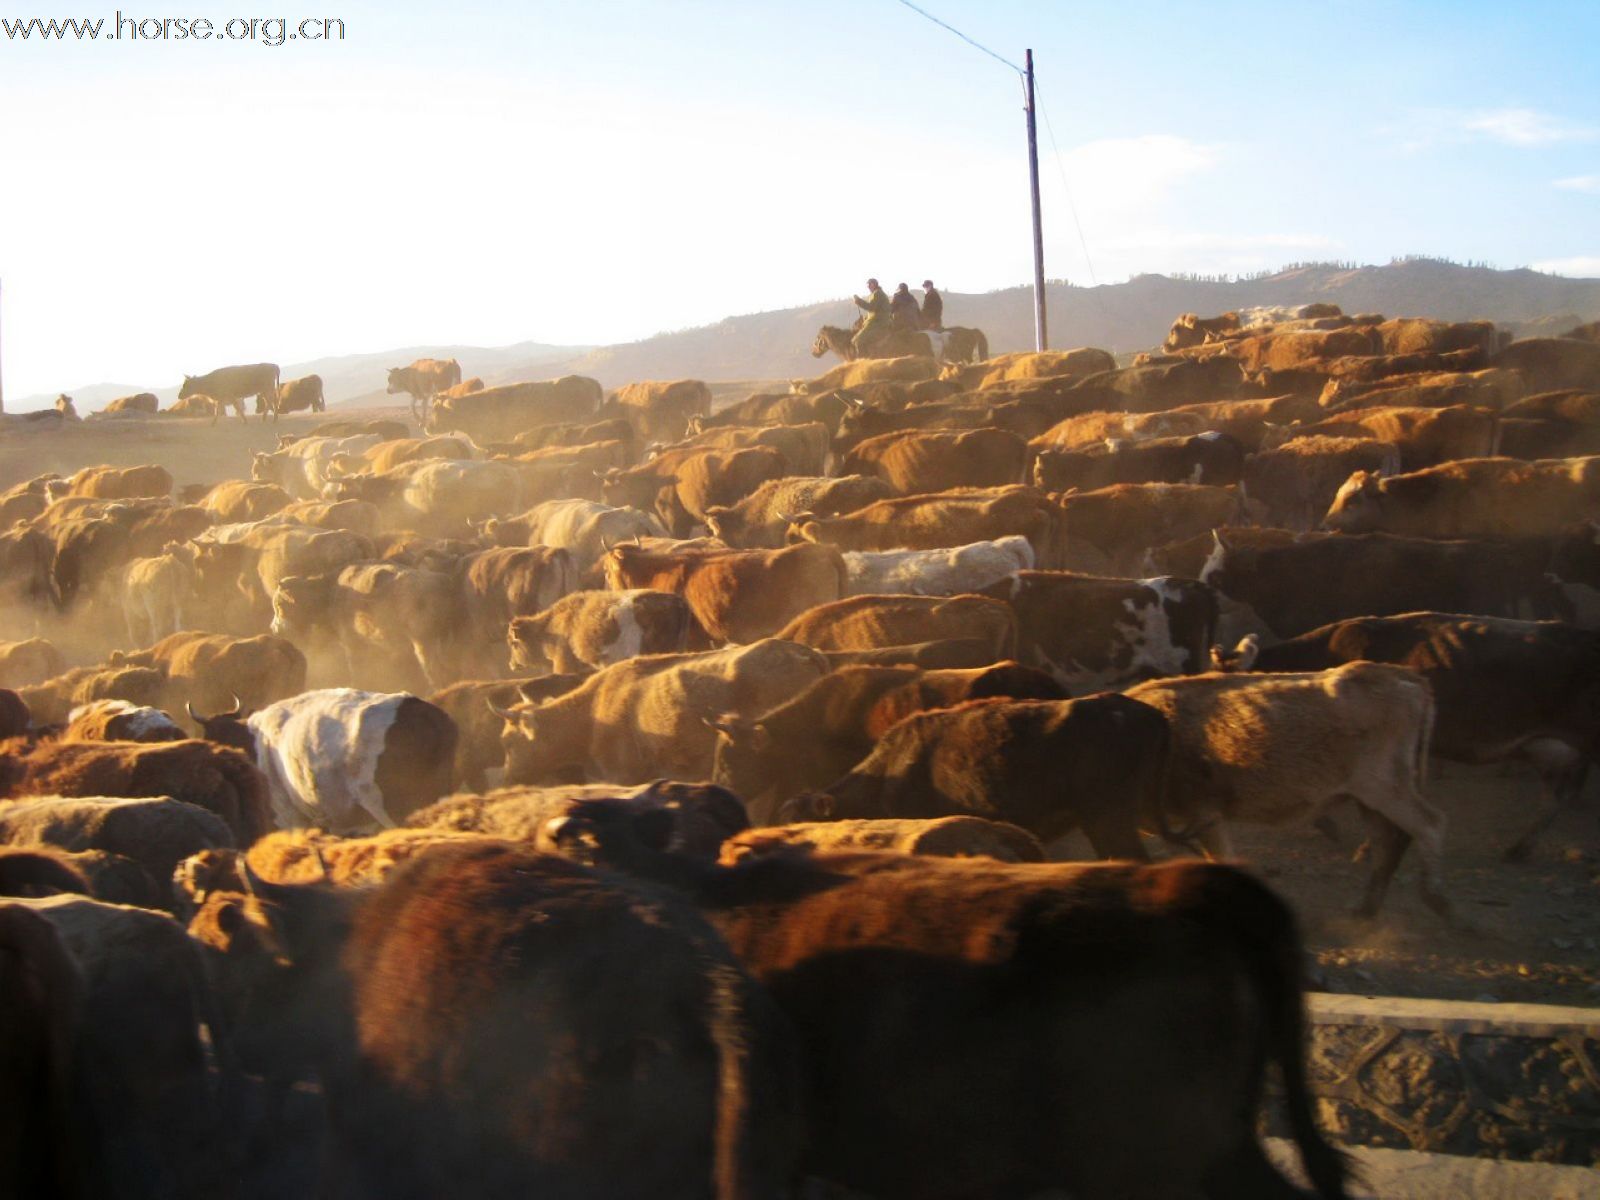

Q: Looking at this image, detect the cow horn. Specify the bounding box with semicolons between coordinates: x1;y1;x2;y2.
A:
186;701;205;724
632;533;642;546
776;511;794;524
600;536;611;553
225;694;243;718
485;698;521;724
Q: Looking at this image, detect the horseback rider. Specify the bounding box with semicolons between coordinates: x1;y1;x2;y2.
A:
852;278;892;358
920;279;944;331
890;282;921;332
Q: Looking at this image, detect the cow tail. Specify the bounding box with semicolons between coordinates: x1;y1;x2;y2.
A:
1411;676;1434;795
975;329;988;362
1182;869;1352;1200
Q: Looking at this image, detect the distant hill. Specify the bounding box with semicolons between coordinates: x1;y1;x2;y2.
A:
12;260;1598;412
541;259;1600;387
10;341;588;414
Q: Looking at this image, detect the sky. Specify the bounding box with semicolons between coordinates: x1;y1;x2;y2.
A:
1;0;1597;401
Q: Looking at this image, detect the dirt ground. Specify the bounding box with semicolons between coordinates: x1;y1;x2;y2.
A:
7;400;1598;1009
1224;762;1599;1006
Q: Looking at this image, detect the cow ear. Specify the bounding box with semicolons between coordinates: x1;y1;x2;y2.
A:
108;650;126;666
1211;528;1231;554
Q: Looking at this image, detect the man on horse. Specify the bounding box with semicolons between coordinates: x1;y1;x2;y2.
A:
890;282;921;332
920;279;944;331
852;278;892;358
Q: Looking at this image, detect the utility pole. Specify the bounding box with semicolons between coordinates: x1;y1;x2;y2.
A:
1023;49;1047;351
0;278;6;414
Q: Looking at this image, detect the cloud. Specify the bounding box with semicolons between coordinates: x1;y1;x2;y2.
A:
1554;174;1600;194
1463;108;1597;146
1387;107;1597;152
1532;256;1600;278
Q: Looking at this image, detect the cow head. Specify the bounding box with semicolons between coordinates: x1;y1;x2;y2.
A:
187;695;253;752
177;375;196;399
537;799;677;872
269;574;332;639
506;615;553;674
487;698;554;784
1321;470;1384;532
183;858;356;1078
706;714;772;797
385;367;405;395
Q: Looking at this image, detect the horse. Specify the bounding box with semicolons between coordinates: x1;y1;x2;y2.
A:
812;325;934;362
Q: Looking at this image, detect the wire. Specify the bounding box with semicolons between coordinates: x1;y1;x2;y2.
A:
890;0;1022;74
1038;97;1099;286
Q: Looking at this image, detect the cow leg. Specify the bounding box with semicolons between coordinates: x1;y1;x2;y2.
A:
1505;741;1589;862
1353;811;1409;920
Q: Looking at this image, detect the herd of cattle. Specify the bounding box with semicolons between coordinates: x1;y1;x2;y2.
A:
2;302;1599;1197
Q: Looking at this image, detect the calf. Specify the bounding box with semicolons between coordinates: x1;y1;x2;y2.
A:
189;689;457;833
1127;662;1445;919
1214;612;1600;860
782;693;1169;855
709;662;1066;815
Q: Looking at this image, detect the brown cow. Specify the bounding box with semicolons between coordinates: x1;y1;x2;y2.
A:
1201;529;1569;640
0;737;271;845
1053;483;1244;574
264;374;326;419
45;463;173;501
99;391;159;416
385;357;461;422
839;427;1027;494
1214;612;1600;861
1128;663;1445;919
508;589;694;675
178;362;279;417
709;661;1066;814
602;379;712;442
788;485;1065;568
0;638;65;690
1243;436;1401;531
1034;432;1246;492
704;474;896;549
185;842;800;1197
1259;403;1498;470
540;811;1348;1200
427;673;591;792
197;480;293;523
494;638;828;785
454;546;579;676
426;376;602;440
1324;456;1600;538
774;592;1015;659
602;542;845;645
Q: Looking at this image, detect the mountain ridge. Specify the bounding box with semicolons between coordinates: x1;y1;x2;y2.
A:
11;260;1598;412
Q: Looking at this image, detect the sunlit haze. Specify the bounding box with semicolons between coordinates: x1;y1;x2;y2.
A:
2;0;1597;399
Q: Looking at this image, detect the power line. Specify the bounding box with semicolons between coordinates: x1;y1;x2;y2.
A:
1037;97;1099;286
890;0;1022;74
